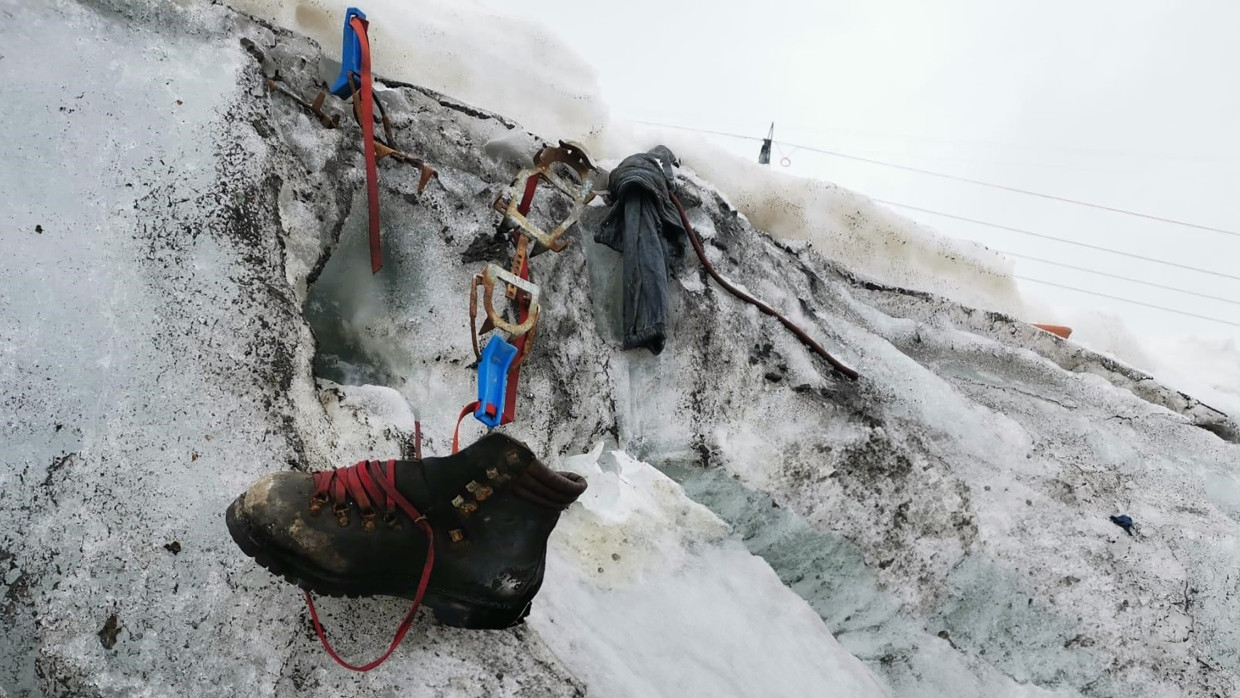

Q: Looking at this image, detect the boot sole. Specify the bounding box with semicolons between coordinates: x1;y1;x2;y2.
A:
225;496;531;629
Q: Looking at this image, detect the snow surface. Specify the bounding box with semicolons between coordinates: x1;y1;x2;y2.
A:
4;1;1240;697
533;446;888;697
1072;320;1240;422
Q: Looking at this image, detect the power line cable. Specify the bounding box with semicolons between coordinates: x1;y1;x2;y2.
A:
632;119;1240;328
1016;276;1240;329
633;119;1240;238
879;200;1240;283
711;118;1240;165
633;120;760;143
999;251;1240;308
804;149;1238;238
632;121;1120;172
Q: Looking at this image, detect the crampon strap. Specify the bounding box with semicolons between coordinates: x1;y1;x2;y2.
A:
668;192;859;381
501;174;541;425
303;459;435;672
347;15;383;274
452;401;482;454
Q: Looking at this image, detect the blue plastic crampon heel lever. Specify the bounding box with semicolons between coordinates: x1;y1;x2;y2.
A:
475;335;518;429
329;7;368;98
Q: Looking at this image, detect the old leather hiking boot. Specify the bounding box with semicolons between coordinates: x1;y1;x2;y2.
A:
225;433;586;636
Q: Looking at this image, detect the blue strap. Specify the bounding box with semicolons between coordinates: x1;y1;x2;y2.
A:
329;7;368;98
474;335;518;428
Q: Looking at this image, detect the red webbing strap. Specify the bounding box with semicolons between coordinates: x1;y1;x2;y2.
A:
452;401;481;454
500;301;530;426
517;173;540;215
668;192;859;380
501;174;540;425
303;460;435;672
349;16;383;274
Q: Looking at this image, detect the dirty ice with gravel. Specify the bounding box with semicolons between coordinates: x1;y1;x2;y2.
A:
2;0;1238;697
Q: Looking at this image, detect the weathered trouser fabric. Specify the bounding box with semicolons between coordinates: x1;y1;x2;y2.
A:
595;146;684;355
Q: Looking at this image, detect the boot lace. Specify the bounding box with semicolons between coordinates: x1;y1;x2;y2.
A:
304;459;435;672
310;460;419;530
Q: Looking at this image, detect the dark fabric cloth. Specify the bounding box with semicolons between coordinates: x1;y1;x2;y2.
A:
595;146;685;355
1110;514;1135;536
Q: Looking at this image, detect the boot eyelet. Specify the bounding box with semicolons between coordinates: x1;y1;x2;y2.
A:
383;513;401;529
505;450;521;467
466;481;480;493
448;529;466;543
451;495;465;508
361;510;377;532
308;493;329;515
333;504;350;527
485;468;499;480
475;486;493;501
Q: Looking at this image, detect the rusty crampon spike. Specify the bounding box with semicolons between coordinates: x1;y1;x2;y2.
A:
346;72;439;194
265;79;340;129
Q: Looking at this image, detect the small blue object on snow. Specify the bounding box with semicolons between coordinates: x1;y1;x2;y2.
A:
329;7;367;98
1110;514;1134;536
474;335;518;429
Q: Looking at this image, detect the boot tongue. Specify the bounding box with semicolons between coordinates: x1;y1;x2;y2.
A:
387;432;530;509
389;458;439;514
390;433;587;513
512;460;587;510
388;433;500;506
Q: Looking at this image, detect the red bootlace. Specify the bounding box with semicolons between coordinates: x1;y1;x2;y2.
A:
303;460;435;672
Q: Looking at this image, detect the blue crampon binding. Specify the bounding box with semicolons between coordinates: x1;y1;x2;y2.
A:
329;7;368;98
475;335;518;429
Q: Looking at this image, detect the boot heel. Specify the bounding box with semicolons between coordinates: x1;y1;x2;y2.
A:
423;591;531;629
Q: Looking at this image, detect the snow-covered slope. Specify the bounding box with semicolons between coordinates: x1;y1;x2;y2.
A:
3;1;1239;697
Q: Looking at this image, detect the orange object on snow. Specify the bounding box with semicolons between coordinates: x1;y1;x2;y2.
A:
1032;324;1073;339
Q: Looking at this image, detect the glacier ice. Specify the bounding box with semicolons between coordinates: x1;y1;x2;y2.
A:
2;1;1239;697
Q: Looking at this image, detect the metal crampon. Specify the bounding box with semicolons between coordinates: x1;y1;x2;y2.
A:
464;141;601;429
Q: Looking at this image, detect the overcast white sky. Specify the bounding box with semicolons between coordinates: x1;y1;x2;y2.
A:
481;0;1240;342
